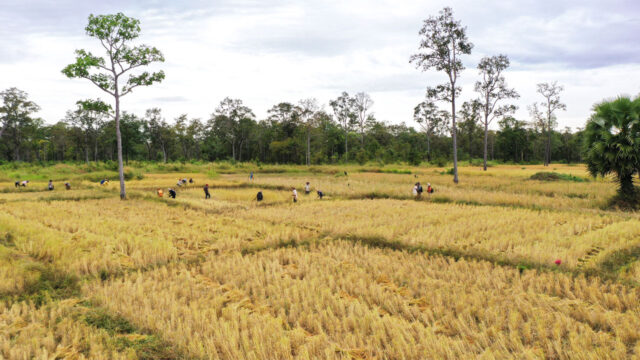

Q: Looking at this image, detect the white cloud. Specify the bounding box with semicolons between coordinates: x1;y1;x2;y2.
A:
1;0;639;132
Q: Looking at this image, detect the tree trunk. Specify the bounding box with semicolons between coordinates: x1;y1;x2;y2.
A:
619;173;635;197
426;134;431;162
161;143;167;163
483;117;488;171
451;90;459;183
546;128;552;166
85;134;90;164
306;127;311;166
15;128;21;162
450;36;459;184
115;91;126;200
94;136;99;163
232;138;236;161
468;130;473;159
491;136;495;160
344;130;348;162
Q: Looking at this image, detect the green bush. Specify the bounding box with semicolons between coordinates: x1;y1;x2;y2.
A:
431;157;448;167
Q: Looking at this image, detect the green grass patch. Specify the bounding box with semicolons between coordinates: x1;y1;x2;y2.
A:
3;266;81;307
530;172;589;182
83;307;180;359
358;168;412;174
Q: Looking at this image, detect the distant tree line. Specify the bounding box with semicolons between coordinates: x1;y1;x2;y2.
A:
0;87;584;165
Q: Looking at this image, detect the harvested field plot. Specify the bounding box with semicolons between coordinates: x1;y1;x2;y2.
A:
2;164;640;359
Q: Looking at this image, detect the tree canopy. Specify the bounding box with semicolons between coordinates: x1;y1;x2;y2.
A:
583;96;640;207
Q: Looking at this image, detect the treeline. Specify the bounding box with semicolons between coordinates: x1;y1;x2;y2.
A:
0;87;584;165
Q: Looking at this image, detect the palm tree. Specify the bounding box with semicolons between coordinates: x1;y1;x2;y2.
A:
583;96;640;207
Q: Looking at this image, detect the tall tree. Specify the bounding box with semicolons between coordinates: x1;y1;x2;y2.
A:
330;92;356;162
410;7;473;183
496;116;528;162
298;98;319;166
0;88;40;161
413;99;449;161
73;99;111;163
475;55;519;170
118;112;145;165
186;118;204;161
62;13;165;199
354;92;374;145
458;100;482;159
174;114;191;160
212;98;255;161
143;108;172;163
174;115;204;161
583;96;640;208
530;82;566;166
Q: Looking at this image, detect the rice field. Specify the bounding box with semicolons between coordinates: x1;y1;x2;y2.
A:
1;163;640;359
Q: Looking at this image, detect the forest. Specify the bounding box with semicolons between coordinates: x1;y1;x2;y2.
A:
0;87;583;166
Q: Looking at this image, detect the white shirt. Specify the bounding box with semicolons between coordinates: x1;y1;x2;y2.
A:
412;186;418;196
305;184;310;192
292;189;298;199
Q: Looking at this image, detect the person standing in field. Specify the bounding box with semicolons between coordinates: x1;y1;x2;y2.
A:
317;190;324;199
250;171;254;181
292;187;298;203
256;191;263;202
412;183;418;198
48;180;54;191
304;182;311;195
65;182;71;190
14;181;19;188
426;183;434;197
157;188;163;197
416;182;423;198
168;188;176;199
204;184;210;199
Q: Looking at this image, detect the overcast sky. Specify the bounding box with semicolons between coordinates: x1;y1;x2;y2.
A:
1;0;639;130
